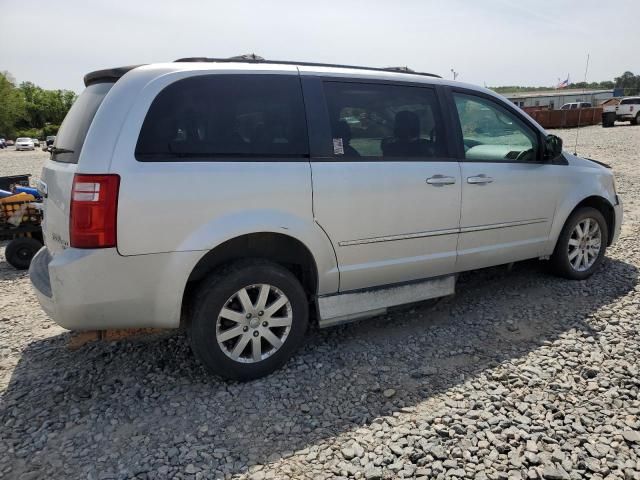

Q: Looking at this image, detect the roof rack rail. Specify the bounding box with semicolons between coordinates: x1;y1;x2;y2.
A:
384;66;415;73
174;55;441;78
228;53;265;61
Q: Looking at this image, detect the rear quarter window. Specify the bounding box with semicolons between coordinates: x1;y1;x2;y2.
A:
135;74;309;161
52;82;113;164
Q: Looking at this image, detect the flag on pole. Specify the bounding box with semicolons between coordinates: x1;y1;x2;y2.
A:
556;75;570;89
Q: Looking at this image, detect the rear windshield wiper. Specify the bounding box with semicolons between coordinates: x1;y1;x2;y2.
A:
51;147;74;154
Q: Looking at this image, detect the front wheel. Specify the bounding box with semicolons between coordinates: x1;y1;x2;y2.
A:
189;260;309;381
631;114;639;126
551;207;608;280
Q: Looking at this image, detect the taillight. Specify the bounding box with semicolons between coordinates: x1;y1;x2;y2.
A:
631;106;635;112
70;174;120;248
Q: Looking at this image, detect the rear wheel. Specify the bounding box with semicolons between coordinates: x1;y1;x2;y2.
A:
602;113;615;128
551;207;608;280
631;113;639;126
189;260;309;381
5;237;43;270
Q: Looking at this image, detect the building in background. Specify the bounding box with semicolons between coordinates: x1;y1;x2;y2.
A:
505;89;614;110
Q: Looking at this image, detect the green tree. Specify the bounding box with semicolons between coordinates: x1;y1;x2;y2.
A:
0;72;26;138
614;71;640;95
19;81;47;128
17;82;77;129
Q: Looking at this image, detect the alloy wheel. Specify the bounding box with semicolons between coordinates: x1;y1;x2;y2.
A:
216;284;292;363
567;218;602;272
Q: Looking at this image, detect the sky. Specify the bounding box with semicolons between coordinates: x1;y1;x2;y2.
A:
1;0;638;93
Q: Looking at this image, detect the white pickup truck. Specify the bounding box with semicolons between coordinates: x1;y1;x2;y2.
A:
602;97;640;127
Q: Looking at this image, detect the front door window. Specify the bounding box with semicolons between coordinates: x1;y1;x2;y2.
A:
453;93;537;162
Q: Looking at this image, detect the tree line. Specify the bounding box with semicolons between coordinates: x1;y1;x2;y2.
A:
0;71;77;140
493;71;640;95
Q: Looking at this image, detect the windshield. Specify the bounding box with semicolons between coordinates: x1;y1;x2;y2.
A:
52;82;113;164
16;137;30;142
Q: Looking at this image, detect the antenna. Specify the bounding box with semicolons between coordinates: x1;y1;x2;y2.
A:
574;53;590;155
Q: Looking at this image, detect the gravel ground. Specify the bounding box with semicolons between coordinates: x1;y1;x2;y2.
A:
0;126;639;480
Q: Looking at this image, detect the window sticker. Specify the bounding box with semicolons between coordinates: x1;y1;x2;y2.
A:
333;137;344;155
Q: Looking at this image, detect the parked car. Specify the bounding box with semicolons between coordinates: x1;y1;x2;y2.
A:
30;58;622;380
560;102;592;110
32;138;40;148
601;99;621;128
602;97;640;127
44;135;56;152
15;137;35;151
0;138;6;149
615;97;640;125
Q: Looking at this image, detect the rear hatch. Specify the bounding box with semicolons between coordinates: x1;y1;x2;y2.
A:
40;82;113;255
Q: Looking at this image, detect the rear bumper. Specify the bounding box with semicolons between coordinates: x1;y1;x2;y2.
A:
612;199;623;245
29;246;203;330
29;248;55;318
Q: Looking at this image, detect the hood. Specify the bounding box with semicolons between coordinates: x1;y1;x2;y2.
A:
564;152;612;171
583;157;612;169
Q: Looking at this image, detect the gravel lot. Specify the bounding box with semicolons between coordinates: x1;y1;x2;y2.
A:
1;125;639;480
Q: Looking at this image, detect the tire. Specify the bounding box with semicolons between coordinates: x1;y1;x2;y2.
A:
189;259;309;381
631;114;639;126
551;207;608;280
602;112;616;128
5;237;43;270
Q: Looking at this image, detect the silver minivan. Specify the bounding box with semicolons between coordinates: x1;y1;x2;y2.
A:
30;58;622;380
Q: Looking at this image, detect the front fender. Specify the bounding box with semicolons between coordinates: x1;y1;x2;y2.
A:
544;155;618;255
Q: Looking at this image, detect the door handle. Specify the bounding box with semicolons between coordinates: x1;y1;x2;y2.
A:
467;174;494;185
426;175;457;186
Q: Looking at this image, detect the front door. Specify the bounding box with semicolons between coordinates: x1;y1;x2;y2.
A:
451;91;561;271
309;80;461;291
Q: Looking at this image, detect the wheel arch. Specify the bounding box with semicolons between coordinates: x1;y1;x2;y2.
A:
181;232;320;326
560;195;616;247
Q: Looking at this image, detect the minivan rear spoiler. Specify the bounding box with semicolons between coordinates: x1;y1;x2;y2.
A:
83;65;146;87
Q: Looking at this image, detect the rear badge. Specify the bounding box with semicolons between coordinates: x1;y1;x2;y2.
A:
51;232;69;249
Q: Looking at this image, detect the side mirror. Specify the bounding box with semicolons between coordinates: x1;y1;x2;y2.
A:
544;134;563;161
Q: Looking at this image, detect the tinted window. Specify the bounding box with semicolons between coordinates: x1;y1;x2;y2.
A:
136;75;308;160
620;98;640;105
52;82;112;164
453;93;537;162
322;82;446;159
